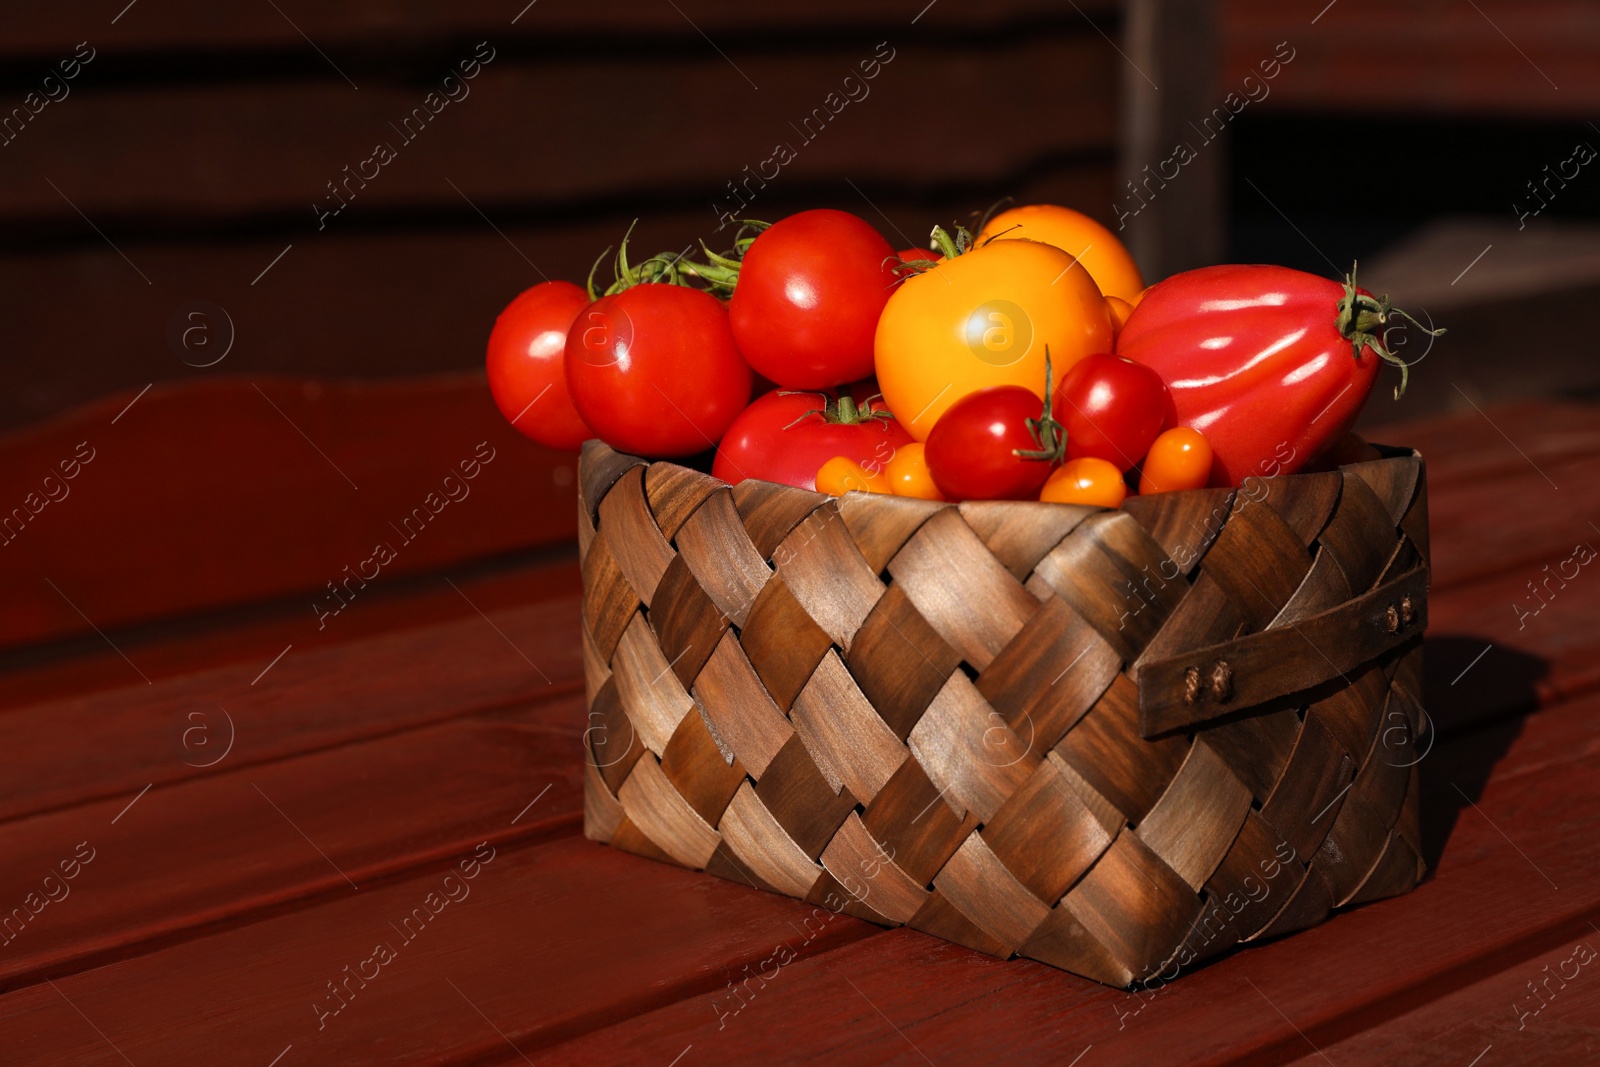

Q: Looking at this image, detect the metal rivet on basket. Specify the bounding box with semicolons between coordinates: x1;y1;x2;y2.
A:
1184;665;1202;705
1400;595;1416;625
1385;603;1402;634
1209;660;1233;704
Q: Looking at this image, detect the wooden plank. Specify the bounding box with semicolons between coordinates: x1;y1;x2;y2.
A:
1286;912;1600;1064
0;591;584;825
0;166;1114;436
0;556;579;710
1223;0;1600;118
0;711;583;991
482;685;1600;1065
0;834;878;1064
0;38;1114;230
1424;446;1600;590
1366;401;1600;491
0;374;578;648
0;0;1117;55
1427;563;1600;730
1313;403;1600;596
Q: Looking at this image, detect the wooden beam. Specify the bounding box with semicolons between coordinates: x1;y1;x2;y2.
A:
1118;0;1226;280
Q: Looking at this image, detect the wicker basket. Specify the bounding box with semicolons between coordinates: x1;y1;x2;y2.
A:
577;439;1428;987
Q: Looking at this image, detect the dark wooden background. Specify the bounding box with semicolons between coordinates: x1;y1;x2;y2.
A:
0;0;1141;435
3;0;1599;432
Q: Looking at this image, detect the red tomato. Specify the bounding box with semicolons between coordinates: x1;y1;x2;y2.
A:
565;284;752;458
1116;265;1438;486
728;209;900;390
1052;353;1173;471
713;389;912;491
924;386;1056;501
485;280;593;450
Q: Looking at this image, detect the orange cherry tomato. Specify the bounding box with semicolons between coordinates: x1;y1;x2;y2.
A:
1104;295;1134;338
1041;457;1127;507
884;442;946;501
1138;427;1213;494
816;455;889;496
976;204;1145;303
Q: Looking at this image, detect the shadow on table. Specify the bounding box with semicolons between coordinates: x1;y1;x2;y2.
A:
1415;634;1548;871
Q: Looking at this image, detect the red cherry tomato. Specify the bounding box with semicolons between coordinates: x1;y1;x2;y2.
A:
565;284;752;458
1116;264;1434;486
1052;353;1173;471
485;280;594;450
924;386;1055;501
713;388;912;491
728;209;900;390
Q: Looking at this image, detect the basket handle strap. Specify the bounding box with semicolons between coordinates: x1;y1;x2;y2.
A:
1136;565;1428;738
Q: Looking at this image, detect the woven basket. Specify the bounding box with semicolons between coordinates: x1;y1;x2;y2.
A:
577;440;1428;987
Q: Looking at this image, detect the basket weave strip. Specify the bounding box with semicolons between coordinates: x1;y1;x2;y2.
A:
579;442;1428;986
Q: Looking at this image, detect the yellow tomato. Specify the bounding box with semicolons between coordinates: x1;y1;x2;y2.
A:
977;204;1145;303
1041;458;1127;508
884;442;946;500
874;239;1113;441
816;455;889;496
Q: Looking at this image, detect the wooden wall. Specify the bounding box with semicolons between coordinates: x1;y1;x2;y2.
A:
0;0;1140;434
1223;0;1600;117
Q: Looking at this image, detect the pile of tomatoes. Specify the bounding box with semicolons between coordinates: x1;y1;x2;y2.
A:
487;202;1437;505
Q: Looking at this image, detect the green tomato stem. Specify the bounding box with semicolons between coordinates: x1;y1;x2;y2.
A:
1335;261;1446;400
1014;348;1068;464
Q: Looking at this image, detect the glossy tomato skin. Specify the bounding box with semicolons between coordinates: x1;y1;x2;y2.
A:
485;280;593;450
713;389;912;491
1116;265;1380;487
566;284;752;458
1053;353;1174;470
977;204;1144;303
816;456;890;496
728;209;900;390
924;386;1055;501
876;239;1113;440
884;442;945;500
1138;427;1212;494
1041;458;1126;508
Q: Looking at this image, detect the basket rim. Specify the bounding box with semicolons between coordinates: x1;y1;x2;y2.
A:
579;439;1424;518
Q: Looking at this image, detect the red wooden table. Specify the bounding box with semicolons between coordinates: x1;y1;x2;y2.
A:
1;377;1597;1065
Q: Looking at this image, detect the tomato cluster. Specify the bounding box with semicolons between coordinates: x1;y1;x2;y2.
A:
487;201;1439;507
